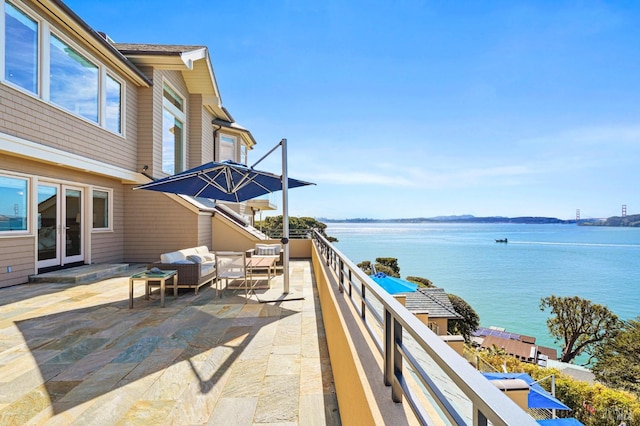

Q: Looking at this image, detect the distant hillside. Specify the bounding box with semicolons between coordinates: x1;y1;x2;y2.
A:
580;214;640;227
317;215;575;224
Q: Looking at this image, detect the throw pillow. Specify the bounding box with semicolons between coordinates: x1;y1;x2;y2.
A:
187;254;204;264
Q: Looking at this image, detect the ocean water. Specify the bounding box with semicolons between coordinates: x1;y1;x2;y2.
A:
326;222;640;354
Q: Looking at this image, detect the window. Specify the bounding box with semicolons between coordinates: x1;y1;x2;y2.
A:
240;144;247;165
0;175;28;232
4;1;38;94
220;135;235;162
50;34;99;122
92;189;110;230
2;2;124;131
162;83;185;174
105;74;122;133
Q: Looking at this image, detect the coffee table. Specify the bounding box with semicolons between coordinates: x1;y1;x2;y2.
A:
129;270;178;308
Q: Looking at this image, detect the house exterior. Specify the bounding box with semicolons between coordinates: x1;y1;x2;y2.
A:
473;326;558;365
404;287;462;335
0;0;256;287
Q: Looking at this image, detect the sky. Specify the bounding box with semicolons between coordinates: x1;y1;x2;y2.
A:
65;0;640;220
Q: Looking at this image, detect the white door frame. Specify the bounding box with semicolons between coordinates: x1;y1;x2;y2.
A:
36;182;85;269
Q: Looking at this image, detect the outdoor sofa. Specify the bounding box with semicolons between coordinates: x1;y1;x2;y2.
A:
149;246;217;294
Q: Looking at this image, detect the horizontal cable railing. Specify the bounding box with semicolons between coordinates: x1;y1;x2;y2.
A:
260;228;312;239
312;229;537;426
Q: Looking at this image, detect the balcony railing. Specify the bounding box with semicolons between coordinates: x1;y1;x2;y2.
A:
312;229;536;426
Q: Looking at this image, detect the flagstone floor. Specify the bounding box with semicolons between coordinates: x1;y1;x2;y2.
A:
0;260;340;425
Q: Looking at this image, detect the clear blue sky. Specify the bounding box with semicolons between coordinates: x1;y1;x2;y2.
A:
66;0;640;220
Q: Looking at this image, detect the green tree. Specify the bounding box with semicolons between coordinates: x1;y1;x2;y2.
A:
375;257;400;277
447;293;480;342
357;260;372;275
259;215;337;242
406;276;435;288
540;295;621;363
592;316;640;395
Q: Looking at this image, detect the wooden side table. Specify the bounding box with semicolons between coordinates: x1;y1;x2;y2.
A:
129;270;178;308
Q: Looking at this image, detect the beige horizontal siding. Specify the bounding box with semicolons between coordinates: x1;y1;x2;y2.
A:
123;186;201;262
0;237;36;287
0;83;138;172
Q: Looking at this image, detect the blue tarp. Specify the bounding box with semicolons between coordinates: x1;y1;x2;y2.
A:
370;272;418;294
537;418;584;425
482;372;571;410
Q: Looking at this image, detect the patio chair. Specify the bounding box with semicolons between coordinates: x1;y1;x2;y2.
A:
215;251;248;298
247;243;283;271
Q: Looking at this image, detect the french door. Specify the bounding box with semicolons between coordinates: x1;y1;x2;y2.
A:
37;183;85;268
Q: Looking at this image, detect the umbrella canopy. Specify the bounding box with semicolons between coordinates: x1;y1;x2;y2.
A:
133;160;314;202
482;373;571;410
370;272;418;295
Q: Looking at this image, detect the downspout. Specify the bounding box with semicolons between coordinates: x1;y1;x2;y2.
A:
212;122;222;161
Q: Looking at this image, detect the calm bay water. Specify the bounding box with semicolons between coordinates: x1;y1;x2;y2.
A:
326;222;640;353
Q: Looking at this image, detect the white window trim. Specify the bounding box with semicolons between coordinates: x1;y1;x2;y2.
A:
219;132;237;162
90;186;113;232
1;0;125;136
0;171;30;236
162;80;186;174
103;70;125;136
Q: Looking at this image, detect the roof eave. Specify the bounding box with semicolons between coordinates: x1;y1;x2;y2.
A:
43;1;152;87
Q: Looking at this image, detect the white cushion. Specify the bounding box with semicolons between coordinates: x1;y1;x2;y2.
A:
194;246;211;255
161;251;186;263
255;244;281;256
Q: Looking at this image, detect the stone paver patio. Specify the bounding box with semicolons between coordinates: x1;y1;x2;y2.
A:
0;260;339;425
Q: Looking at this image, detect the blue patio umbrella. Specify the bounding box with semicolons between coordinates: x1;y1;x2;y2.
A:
133;160;314;203
134;146;315;294
370;272;418;295
482;373;571;410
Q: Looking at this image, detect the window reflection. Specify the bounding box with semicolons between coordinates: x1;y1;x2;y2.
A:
92;190;109;229
50;35;98;122
0;176;28;232
106;75;122;133
4;2;38;94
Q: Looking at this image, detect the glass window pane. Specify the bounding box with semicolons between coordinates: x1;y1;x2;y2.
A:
163;85;183;111
0;176;28;232
4;2;38;94
162;109;183;174
105;74;121;133
92;190;109;228
220;135;235;161
50;35;98;122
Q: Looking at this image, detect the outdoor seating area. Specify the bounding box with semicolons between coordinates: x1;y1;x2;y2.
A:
151;246;217;294
0;260;338;424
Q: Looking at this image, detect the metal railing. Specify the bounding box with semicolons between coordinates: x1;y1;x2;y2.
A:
260;227;313;239
312;230;537;426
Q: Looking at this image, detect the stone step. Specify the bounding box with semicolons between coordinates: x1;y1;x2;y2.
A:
29;264;130;284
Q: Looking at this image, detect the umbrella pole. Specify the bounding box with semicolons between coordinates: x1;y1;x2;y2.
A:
281;138;290;293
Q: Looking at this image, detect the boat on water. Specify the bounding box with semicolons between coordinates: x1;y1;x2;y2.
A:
495;238;508;243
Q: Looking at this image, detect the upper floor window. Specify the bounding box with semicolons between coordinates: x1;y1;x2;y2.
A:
219;135;235;162
240;144;247;165
105;74;122;133
1;1;123;134
0;175;28;233
50;34;99;123
4;1;38;94
162;83;185;174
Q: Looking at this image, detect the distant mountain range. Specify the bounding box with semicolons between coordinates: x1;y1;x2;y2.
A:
318;215;576;224
580;214;640;227
318;214;640;227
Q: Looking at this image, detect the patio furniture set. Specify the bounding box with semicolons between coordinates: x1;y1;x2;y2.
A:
128;244;282;308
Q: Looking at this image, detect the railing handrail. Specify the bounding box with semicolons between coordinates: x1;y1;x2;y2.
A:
312;229;537;426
